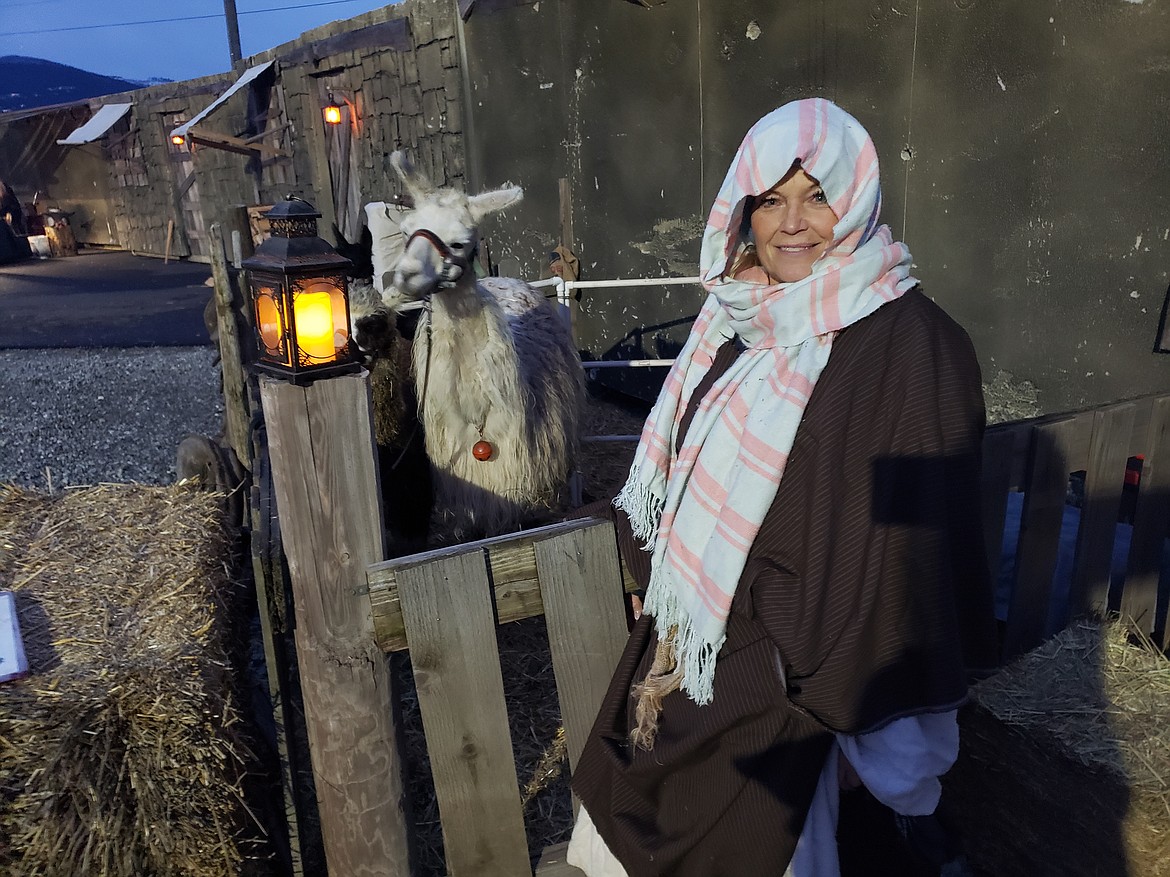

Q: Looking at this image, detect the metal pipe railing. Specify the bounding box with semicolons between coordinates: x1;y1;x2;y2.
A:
529;274;702;370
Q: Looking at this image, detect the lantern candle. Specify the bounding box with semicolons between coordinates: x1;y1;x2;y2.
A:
294;291;336;361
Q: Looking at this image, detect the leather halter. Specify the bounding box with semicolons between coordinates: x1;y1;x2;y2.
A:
404;227;477;290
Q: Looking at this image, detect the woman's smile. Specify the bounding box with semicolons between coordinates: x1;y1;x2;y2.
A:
749;167;839;283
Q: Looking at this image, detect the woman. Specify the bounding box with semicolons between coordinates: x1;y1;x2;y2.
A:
567;99;996;875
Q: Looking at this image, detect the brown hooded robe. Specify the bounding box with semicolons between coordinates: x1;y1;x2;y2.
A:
572;289;998;877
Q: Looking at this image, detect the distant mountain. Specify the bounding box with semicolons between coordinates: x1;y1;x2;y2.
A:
0;56;172;113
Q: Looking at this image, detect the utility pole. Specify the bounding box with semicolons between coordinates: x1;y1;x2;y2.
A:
223;0;243;67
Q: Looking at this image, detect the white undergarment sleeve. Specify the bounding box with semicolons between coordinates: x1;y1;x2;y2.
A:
835;710;960;817
567;805;630;877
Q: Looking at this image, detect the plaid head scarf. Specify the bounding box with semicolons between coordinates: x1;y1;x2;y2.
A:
616;98;919;706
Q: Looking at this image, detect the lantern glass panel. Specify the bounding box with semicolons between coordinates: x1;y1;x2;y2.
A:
255;285;291;365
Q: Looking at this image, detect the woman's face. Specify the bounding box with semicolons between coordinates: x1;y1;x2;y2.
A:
748;168;838;283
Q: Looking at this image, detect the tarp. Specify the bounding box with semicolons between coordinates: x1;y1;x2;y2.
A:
55;103;132;145
170;61;274;141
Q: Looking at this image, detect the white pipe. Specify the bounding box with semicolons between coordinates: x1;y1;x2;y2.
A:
565;276;701;290
582;360;673;369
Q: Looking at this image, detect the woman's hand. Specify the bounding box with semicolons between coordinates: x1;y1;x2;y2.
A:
629;593;643;622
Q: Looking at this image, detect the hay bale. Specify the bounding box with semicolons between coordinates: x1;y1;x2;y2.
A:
945;620;1170;876
0;483;266;876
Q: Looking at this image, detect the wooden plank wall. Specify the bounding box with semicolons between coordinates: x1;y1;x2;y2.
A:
986;393;1170;658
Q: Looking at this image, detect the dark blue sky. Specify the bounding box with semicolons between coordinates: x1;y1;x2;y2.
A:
0;0;398;83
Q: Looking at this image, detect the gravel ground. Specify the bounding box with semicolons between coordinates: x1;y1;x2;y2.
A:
0;347;223;489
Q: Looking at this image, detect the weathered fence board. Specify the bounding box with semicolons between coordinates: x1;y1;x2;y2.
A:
534;524;630;776
980;427;1018;581
1068;404;1137;620
368;519;639;652
395;551;531;877
1004;417;1083;658
207;225;252;471
1121;395;1170;645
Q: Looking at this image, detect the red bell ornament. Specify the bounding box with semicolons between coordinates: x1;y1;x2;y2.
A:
472;440;494;461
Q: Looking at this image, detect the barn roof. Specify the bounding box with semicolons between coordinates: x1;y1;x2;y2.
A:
55;102;132;145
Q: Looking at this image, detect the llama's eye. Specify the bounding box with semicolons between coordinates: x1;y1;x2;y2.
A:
449;241;466;252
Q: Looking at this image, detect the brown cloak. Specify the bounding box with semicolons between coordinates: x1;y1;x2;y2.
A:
573;290;997;876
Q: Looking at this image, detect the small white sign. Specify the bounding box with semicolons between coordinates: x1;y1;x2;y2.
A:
0;591;29;684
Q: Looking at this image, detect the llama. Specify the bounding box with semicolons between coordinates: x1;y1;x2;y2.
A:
365;153;583;540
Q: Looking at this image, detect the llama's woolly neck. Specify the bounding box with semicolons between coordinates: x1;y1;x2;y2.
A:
423;281;522;381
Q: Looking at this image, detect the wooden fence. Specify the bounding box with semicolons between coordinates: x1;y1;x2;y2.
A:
363;391;1170;876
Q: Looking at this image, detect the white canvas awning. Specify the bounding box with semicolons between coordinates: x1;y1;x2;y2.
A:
56;103;133;145
170;61;274;141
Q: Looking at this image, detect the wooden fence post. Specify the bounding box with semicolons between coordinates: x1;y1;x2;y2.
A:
207;222;252;471
260;372;411;875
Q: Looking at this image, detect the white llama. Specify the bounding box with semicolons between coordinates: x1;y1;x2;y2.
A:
364;153;583;539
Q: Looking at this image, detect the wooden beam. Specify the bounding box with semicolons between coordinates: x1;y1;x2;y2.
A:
367;517;640;653
260;373;411;875
188;125;288;158
280;17;411;65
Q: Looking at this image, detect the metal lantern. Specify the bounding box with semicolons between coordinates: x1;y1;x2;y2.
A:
241;197;360;384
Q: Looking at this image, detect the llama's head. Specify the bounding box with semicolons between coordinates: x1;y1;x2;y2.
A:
388;151;523;300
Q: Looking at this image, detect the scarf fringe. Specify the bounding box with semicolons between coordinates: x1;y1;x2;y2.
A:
642;576;722;707
614;473;662;550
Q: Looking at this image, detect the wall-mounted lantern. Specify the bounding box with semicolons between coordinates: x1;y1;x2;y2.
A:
241;197;360;384
171;134;186;147
323;96;343;126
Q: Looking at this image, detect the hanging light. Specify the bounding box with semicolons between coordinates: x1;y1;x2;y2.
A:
241;197;360;384
323;96;343;126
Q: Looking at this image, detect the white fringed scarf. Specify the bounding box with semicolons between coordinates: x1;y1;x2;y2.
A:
615;98;919;706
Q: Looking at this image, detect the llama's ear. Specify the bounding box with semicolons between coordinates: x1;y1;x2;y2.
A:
389;150;432;202
468;185;524;222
